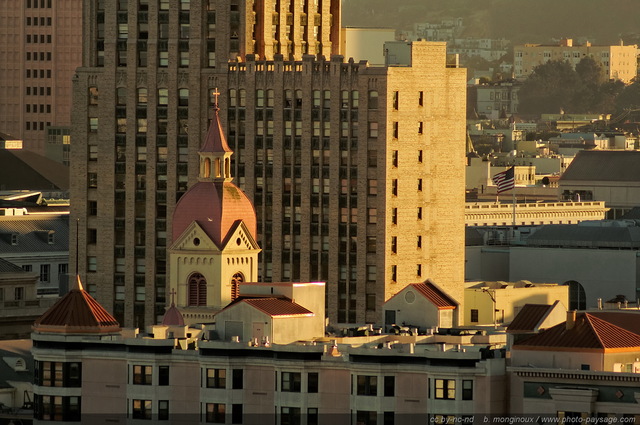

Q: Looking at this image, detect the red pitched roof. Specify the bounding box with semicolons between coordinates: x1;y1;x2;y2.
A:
513;312;640;352
405;280;458;309
507;304;555;332
221;296;313;317
34;278;120;334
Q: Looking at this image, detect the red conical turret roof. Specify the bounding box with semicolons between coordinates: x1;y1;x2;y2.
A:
200;92;231;154
33;275;120;334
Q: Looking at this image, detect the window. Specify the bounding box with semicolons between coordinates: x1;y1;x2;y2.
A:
418;179;423;191
417;264;422;276
392;150;398;167
308;372;318;393
435;379;455;400
357;375;377;396
89;117;98;132
419;91;424;106
470;309;479;323
158;88;169;105
392;179;398;196
158;400;169;420
393;91;399;110
231;404;242;424
367;265;376;282
40;264;50;282
368;122;378;138
232;369;243;389
391;236;397;254
462;380;473;400
281;372;301;392
281;407;301;425
368;91;378;109
206;403;225;423
206;368;226;388
14;287;24;301
418;150;423;163
392;208;397;225
87;256;97;272
36;395;80;421
384;376;395;397
89;87;99;105
417;207;422;220
133;365;152;385
159;366;169;386
188;273;207;306
391;265;397;282
417;236;422;248
368;179;377;196
132;399;152;420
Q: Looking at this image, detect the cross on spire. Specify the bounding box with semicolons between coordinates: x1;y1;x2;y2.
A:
212;88;220;109
169;288;177;306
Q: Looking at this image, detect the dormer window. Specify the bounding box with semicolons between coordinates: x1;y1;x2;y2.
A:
48;232;55;244
10;234;18;245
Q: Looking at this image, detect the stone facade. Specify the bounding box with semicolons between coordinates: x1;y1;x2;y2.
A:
70;0;466;327
0;0;82;155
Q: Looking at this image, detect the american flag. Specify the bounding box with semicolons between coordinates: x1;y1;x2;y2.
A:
492;166;515;193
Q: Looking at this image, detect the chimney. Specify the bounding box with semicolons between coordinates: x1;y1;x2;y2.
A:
566;310;577;330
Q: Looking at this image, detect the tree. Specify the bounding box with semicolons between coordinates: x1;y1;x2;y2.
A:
518;60;579;114
518;58;624;115
615;79;640;112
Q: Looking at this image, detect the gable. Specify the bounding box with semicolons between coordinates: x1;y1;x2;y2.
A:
169;221;220;252
220;220;260;252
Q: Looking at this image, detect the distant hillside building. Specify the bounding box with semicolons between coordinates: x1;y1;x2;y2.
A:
514;39;638;83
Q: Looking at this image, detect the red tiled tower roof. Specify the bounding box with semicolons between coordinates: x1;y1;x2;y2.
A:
171;182;257;248
171;96;257;248
33;276;120;334
199;102;232;154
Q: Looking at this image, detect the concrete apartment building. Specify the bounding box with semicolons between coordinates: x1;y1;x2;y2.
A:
70;0;467;327
30;275;508;423
514;39;638;83
0;0;82;155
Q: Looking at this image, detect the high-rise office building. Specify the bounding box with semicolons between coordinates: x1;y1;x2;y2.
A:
0;0;82;155
71;0;466;327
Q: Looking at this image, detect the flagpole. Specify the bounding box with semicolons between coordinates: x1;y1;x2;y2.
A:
512;187;516;227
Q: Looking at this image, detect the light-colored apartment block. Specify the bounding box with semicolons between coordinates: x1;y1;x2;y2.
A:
514;39;638;83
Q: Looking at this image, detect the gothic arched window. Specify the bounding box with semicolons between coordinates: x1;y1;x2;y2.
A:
231;272;244;301
188;272;207;306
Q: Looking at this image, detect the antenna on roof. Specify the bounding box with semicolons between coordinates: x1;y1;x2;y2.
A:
75;218;79;277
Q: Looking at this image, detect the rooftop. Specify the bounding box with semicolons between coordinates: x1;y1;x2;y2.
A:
513;311;640;352
560;150;640;183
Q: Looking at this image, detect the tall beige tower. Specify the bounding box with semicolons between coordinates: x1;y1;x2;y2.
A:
71;0;466;327
0;0;82;155
168;100;260;324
